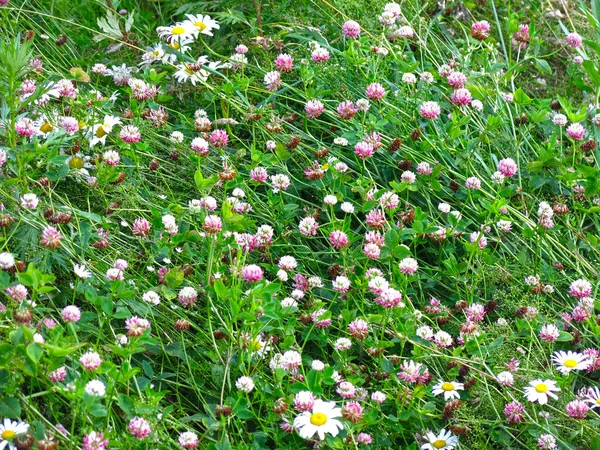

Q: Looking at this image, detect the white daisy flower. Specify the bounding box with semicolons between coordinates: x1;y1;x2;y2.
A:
421;429;458;450
89;115;121;147
585;386;600;408
523;379;560;405
293;399;343;440
183;14;220;37
552;350;591;375
249;335;271;357
0;418;30;450
156;22;196;42
432;380;464;401
73;263;92;279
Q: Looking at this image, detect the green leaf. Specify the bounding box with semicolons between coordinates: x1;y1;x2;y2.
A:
534;58;552;75
556;331;573;342
89;403;107;417
0;397;21;418
117;393;135;417
513;88;532;105
583;60;600;87
26;343;43;365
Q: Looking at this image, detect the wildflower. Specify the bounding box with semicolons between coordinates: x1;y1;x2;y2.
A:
15;118;36;137
20;193;39;209
465;177;481;190
236;376;255;393
371;391;386;403
142;291;161;305
566;400;588;419
524;379;560;404
178;431;199;449
305;99;324;118
450;88;472;105
281;350;302;371
537;434;557;450
337;101;357;120
242;264;263;282
417;162;433;175
354;141;374;159
85;380;106;397
204;215;222;234
366;82;385;101
182;14;220;37
342;401;363;422
0;253;15;270
82;431;109;450
128;417;151;439
419;101;441;119
396;26;414;38
126;316;151;336
342;20;361;38
566;123;585;140
552;114;567;126
40;226;61;249
156;22;196;42
401;171;416;183
402;73;417;84
504;401;525;423
375;287;404;308
90;115;121;146
348;319;368;339
569;279;592;298
329;230;349;249
61;305;81;322
264;71;281;91
80;351;102;370
311;47;330;62
209;129;228;147
432;381;464;401
434;330;453;348
178;287;198;307
294;391;316;412
334;338;352;351
447;71;467;89
293;399;343;440
399;257;418;275
420;429;458;450
471;20;490;40
585;386;600;407
552;351;591;375
421;72;434;83
271;174;291;193
566;32;582;48
0;419;29;449
539;324;560;342
496;371;514;387
497;158;518;177
471;99;484;111
275;53;293;72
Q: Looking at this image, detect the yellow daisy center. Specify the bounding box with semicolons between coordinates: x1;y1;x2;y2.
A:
309;412;328;426
69;156;84;169
596;397;600;405
40;122;53;133
535;383;548;393
169;42;181;50
441;382;455;391
171;26;186;35
433;439;447;449
563;359;578;368
1;430;16;440
251;339;262;351
95;125;107;138
194;21;207;31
